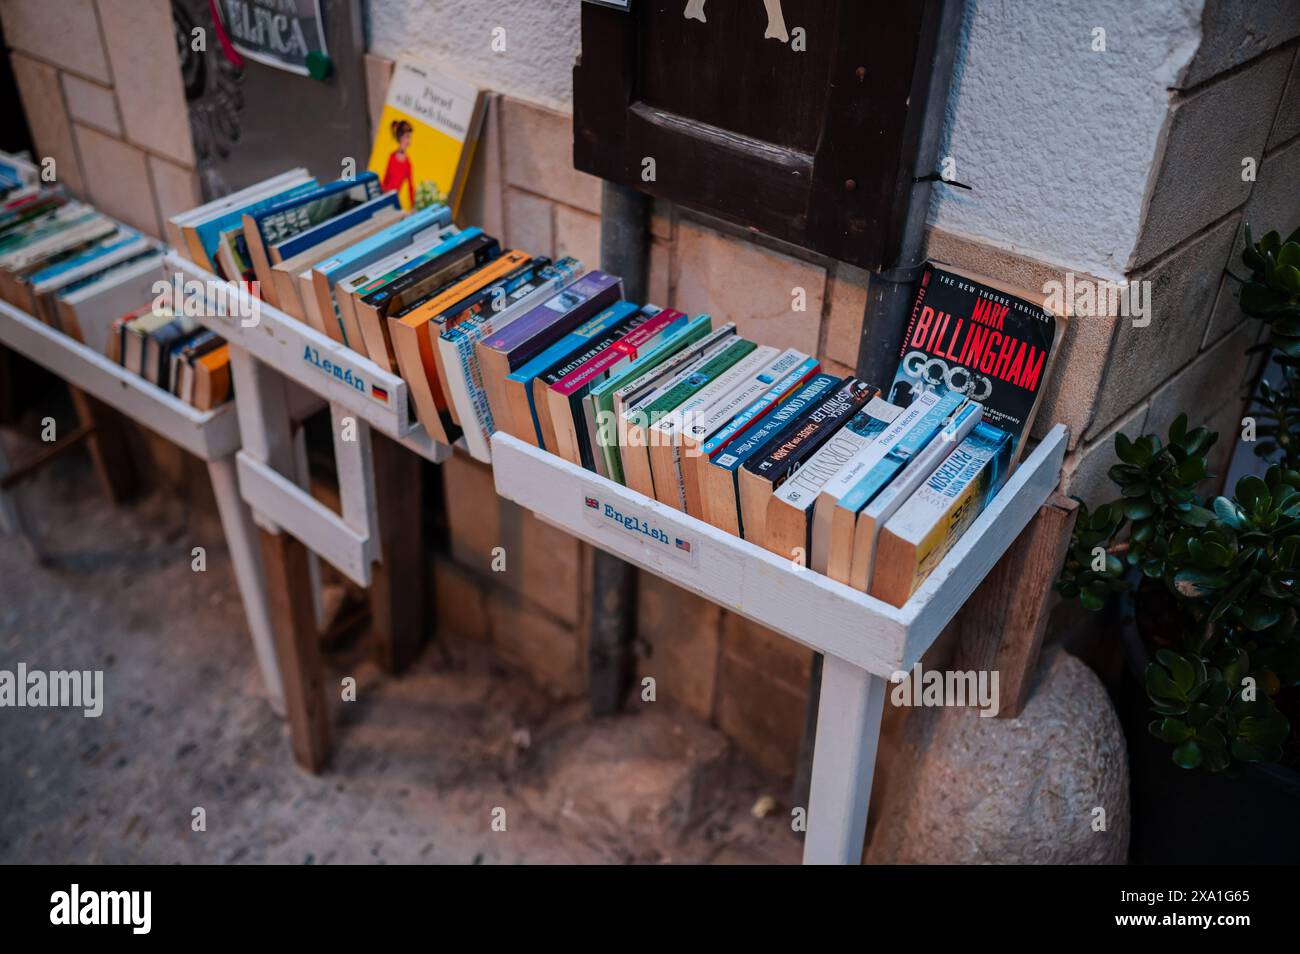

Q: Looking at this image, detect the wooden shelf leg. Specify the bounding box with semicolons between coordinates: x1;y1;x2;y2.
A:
368;431;425;673
71;389;137;503
206;454;286;717
258;526;332;772
956;494;1079;718
802;654;887;865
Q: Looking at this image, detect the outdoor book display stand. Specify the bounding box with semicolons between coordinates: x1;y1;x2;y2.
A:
176;251;447;770
492;427;1068;863
173;232;1069;861
0;295;287;716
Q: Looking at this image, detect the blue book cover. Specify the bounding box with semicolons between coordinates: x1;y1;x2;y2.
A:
712;373;842;472
250;173;380;247
314;204;451;289
837;391;968;515
508;299;643;447
28;228;141;285
194;179;319;267
272;192;401;261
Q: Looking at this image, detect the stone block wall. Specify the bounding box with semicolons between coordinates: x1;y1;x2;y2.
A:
2;0;199;240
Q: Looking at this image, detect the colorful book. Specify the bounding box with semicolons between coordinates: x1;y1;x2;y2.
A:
241;174;381;307
870;422;1013;607
848;400;983;592
478;271;625;440
389;248;530;444
736;379;876;544
817;390;969;581
367;58;487;217
441;256;582;461
588;313;716;483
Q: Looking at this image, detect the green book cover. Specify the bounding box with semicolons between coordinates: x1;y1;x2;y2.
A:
631;338;758;437
588;313;714;482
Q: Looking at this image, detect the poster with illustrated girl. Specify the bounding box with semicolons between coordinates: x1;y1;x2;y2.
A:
366;59;485;217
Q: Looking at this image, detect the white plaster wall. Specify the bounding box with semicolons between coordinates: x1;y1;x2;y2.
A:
928;0;1204;278
365;0;1206;278
365;0;579;112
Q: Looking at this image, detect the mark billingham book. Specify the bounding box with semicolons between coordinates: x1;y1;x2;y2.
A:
736;379;876;544
869;421;1013;607
887;262;1062;463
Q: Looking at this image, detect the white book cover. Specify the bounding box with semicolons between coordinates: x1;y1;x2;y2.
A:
851;401;983;588
807;390;942;572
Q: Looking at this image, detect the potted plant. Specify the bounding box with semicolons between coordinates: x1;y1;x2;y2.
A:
1056;224;1300;863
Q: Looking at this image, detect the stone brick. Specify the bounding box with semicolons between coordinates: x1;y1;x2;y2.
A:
714;650;806;780
1087;214;1241;439
1202;138;1300;345
1146;321;1258;444
1130;49;1291;269
1059;402;1149;506
1239;136;1300;262
503;187;554;261
720;612;813;695
647;237;671;306
924;226;1121;450
0;0;110;82
72;124;158;235
97;0;195;166
363;53;394;138
635;572;722;720
486;596;583;697
1179;1;1300;88
1269;46;1300;149
441;452;581;627
671;221;824;355
553;204;601;274
433;555;489;642
823;263;868;369
500;96;601;214
60;73;120;137
650;200;674;241
9;54;85;195
147;154;200;237
460;93;505;239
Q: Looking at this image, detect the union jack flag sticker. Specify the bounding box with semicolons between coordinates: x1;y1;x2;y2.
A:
585;496;599;509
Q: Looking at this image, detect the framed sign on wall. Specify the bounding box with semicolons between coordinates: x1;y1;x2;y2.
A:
573;0;953;271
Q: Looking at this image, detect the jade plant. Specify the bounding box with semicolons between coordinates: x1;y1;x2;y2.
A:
1056;223;1300;774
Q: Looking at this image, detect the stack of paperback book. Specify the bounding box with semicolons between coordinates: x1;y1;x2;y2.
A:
169;160;1063;606
0;150;230;411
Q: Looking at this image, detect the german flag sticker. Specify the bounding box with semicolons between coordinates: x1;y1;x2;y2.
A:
371;385;389;404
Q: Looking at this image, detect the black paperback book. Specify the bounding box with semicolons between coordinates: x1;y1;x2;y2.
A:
888;262;1061;460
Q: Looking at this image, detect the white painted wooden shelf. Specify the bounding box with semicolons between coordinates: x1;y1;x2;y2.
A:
492;424;1068;864
169;252;452;465
0;295;286;717
492;426;1068;678
0;298;238;461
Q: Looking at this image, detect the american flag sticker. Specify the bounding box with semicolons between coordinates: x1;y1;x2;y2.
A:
675;538;692;553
